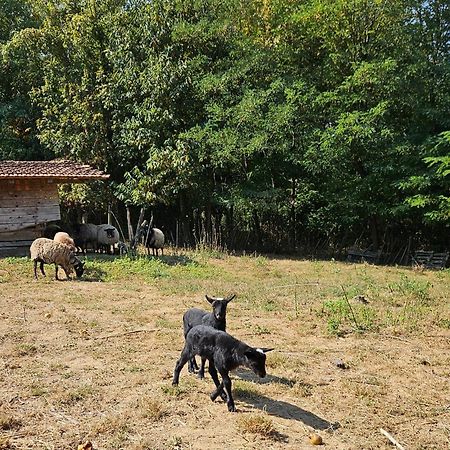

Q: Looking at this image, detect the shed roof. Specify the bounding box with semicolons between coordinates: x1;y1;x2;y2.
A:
0;160;109;181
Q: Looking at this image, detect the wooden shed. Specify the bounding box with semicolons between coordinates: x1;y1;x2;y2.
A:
0;160;109;257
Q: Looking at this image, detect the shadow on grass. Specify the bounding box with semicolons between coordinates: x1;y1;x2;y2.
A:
147;255;196;267
239;393;340;431
235;368;296;387
233;369;339;431
83;253;196;267
80;265;108;282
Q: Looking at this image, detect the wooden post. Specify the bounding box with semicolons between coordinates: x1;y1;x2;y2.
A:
132;207;146;249
108;205;113;225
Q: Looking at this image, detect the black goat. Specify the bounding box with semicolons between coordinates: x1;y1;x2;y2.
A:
172;325;273;412
183;294;235;378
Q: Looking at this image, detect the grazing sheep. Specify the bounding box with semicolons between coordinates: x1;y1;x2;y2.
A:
53;231;77;252
140;220;164;256
30;238;85;280
172;325;273;412
183;294;236;378
96;224;119;254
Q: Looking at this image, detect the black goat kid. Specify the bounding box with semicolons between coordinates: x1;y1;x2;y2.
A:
172;325;273;412
183;294;235;378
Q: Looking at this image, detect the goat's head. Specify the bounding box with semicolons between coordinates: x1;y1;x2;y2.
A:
205;294;235;321
244;347;274;378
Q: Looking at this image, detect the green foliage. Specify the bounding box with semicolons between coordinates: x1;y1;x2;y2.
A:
321;297;376;335
0;0;448;250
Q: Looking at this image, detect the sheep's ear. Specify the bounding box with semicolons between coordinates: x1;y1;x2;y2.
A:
205;295;214;304
225;294;236;303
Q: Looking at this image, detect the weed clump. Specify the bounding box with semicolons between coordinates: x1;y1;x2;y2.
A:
236;413;276;437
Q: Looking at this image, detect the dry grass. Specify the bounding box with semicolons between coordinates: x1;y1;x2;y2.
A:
0;252;449;449
236;413;276;437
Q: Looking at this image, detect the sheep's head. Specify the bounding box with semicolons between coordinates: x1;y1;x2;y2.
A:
70;255;85;278
205;294;235;321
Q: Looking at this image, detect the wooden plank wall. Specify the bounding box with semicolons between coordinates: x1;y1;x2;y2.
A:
0;179;61;256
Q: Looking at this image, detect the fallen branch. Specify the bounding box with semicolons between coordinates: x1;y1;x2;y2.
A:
93;328;159;340
380;428;405;450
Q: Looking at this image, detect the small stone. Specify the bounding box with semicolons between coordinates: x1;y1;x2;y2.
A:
333;358;348;369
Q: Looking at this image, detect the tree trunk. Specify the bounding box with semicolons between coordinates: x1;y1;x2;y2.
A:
179;194;191;247
126;205;134;242
291;178;297;250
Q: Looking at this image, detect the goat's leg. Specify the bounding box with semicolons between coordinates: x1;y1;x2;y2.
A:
172;348;191;386
220;371;235;412
197;357;207;379
209;366;228;403
188;356;199;373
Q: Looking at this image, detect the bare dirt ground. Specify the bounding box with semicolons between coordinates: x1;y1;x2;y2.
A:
0;253;449;449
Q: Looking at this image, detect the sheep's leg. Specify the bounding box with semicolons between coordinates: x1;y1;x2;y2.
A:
33;260;39;279
54;265;60;281
172;348;191;386
62;267;71;280
39;261;46;277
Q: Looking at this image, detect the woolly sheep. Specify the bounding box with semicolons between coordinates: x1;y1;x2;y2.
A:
53;231;77;252
183;294;235;379
30;238;85;280
141;221;164;256
172;325;273;412
73;223;98;253
96;224;119;254
42;223;62;239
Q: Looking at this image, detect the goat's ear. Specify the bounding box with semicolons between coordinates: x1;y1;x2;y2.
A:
226;294;236;303
205;295;214;304
259;347;274;353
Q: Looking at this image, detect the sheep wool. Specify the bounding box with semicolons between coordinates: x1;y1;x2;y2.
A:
149;228;165;249
30;238;84;280
96;224;119;245
53;232;77;252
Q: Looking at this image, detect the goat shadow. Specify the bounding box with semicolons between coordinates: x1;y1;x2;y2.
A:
235;368;296;387
233;369;340;431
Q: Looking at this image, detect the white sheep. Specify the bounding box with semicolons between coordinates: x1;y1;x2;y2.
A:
53;231;77;252
30;238;85;280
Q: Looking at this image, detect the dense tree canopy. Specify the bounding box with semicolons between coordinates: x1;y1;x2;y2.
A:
1;0;449;255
